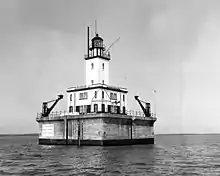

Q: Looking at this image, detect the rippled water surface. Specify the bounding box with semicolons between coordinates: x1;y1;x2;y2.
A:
0;134;220;175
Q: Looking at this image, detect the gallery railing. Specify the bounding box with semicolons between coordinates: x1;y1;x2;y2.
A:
84;52;111;60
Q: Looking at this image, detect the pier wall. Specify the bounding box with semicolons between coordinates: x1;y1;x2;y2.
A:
132;120;154;139
102;118;131;140
37;114;155;145
67;118;103;140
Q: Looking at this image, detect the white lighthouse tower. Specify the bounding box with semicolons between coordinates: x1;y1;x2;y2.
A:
85;33;110;85
66;26;128;115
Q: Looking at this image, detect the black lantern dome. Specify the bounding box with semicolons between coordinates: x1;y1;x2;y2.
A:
91;34;104;48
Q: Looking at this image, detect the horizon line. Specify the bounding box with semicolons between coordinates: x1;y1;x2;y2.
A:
1;133;220;136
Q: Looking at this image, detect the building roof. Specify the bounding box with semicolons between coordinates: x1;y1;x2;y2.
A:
67;84;128;93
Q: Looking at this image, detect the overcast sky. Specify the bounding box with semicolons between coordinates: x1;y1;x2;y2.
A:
1;0;220;134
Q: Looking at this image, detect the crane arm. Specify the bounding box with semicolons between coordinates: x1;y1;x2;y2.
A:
46;99;56;104
47;95;63;114
134;96;151;117
42;95;63;117
104;37;120;54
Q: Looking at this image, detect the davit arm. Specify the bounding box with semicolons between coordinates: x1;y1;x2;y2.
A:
42;95;63;117
134;96;151;117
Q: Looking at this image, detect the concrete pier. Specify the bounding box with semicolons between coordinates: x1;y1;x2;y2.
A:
36;113;156;146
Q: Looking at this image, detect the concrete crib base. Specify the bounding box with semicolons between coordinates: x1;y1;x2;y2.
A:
38;138;154;146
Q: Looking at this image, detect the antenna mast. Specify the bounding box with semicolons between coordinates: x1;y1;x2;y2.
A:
95;20;98;35
87;26;90;57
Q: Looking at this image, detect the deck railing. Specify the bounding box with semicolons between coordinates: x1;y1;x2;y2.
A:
36;110;157;121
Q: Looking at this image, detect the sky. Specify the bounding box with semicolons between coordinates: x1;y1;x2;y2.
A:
1;0;220;134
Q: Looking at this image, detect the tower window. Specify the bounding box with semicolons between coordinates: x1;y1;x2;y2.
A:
123;95;125;102
102;63;104;70
94;91;97;98
102;91;104;99
70;94;72;101
91;63;94;69
102;80;104;84
91;80;94;84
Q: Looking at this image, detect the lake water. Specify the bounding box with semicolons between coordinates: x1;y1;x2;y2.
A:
0;134;220;175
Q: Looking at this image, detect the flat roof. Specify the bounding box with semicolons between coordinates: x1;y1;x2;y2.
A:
67;84;128;93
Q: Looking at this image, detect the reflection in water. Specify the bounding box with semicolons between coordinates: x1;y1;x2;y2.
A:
46;145;158;175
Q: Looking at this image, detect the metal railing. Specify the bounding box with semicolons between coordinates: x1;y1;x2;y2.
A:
126;110;156;119
36;111;69;120
36;110;156;121
84;53;111;59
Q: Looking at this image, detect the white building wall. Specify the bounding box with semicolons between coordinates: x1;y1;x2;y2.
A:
85;58;99;85
67;88;127;113
85;57;109;85
99;59;109;85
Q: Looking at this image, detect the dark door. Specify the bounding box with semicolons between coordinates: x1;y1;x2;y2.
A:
117;106;120;114
123;106;126;114
94;104;98;112
76;106;80;112
87;105;91;113
108;105;111;113
102;104;105;112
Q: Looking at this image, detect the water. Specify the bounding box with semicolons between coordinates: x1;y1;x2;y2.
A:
0;134;220;176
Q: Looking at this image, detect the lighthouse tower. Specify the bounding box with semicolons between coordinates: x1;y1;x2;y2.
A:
66;27;128;115
85;32;110;85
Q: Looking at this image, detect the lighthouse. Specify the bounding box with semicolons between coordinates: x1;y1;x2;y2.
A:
66;27;128;116
36;24;156;146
